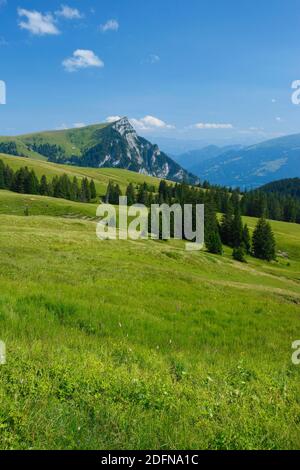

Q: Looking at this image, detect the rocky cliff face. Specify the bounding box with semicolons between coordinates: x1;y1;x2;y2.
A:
81;117;198;184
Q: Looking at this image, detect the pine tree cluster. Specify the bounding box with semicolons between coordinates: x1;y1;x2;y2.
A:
0;159;97;203
104;179;277;261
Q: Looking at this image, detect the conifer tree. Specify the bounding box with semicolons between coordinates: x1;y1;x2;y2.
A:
25;170;39;194
90;179;97;200
80;178;91;202
231;207;243;248
39;175;49;196
220;202;234;246
205;203;223;255
242;224;251;254
232;245;246;263
126;183;136;206
105;181;113;203
137;184;149;206
71;177;80;201
0;160;5;189
252;217;276;261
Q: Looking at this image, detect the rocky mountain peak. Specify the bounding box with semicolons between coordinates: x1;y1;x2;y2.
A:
112;117;136;137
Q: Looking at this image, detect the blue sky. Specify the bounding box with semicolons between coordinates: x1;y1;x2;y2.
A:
1;0;300;148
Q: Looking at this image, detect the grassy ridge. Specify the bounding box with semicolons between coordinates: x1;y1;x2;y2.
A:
0;153;161;197
19;123;110;158
0;123;111;160
0;189;300;449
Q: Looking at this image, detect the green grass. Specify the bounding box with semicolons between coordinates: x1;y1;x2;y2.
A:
0;123;111;160
0;153;161;197
0;190;99;219
18;123;110;158
0;137;47;160
0;191;300;450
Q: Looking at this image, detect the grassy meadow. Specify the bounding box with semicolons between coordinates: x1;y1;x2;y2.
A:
0;185;300;450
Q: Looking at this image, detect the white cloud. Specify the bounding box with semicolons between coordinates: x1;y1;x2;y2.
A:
56;5;83;19
73;122;86;128
100;19;119;32
63;49;104;72
57;122;87;130
56;123;69;130
106;116;122;123
18;8;60;36
130;115;175;131
193;122;233;130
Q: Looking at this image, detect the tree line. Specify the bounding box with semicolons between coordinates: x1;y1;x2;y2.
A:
201;180;300;224
107;177;300;225
0;159;97;203
105;180;276;262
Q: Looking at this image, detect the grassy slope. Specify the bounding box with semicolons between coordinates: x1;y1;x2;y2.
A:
0;123;111;160
0;190;98;219
0;137;47;160
18;123;110;158
0;153;161;197
0;191;300;449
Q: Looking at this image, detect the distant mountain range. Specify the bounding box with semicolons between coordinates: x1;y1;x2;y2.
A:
0;118;199;185
173;145;243;174
174;134;300;188
2;121;300;189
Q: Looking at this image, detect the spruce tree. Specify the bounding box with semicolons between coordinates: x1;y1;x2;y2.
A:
137;184;149;206
25;170;39;194
80;178;91;202
220;202;234;246
205;203;223;255
71;177;80;201
242;224;251;254
232;245;246;263
158;180;167;203
0;160;5;189
252;217;276;261
231;207;243;248
12;168;26;193
39;175;49;196
206;229;223;254
126;183;136;206
105;181;113;203
90;179;97;200
110;184;122;205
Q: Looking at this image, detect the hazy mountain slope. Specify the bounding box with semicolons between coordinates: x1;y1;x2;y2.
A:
174;146;222;168
194;134;300;188
0;118;198;184
174;145;243;173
